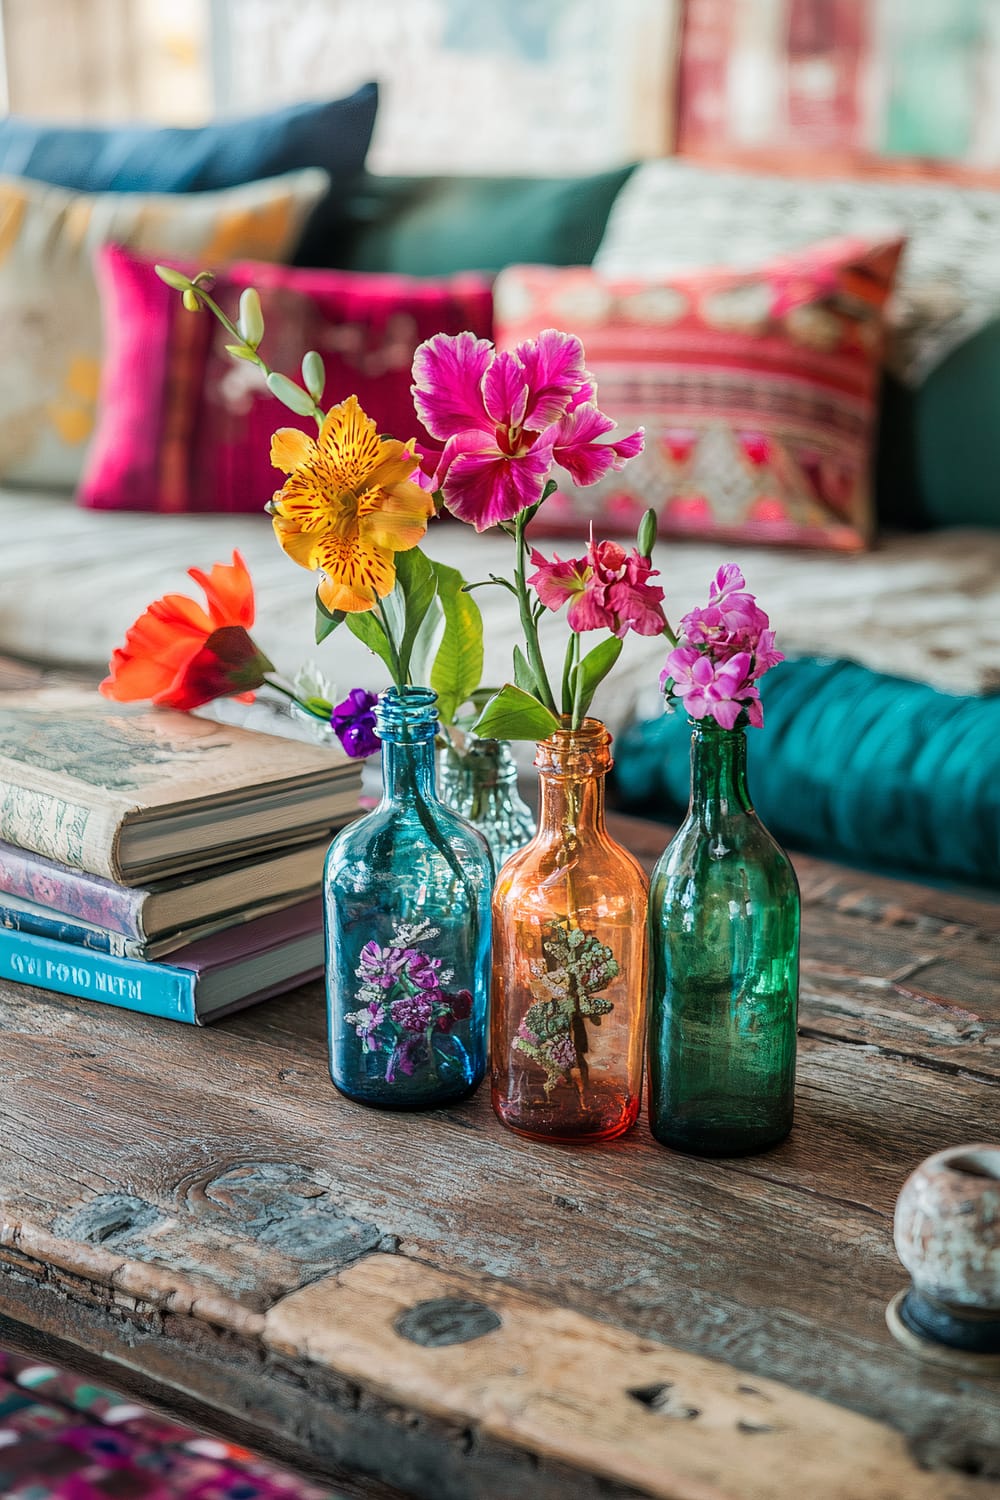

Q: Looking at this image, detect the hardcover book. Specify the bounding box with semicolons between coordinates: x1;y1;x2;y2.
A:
0;836;331;940
0;686;359;883
0;895;325;1023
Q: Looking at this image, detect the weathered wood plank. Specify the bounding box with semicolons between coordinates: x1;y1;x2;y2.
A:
264;1252;990;1500
1;972;998;1479
0;815;998;1493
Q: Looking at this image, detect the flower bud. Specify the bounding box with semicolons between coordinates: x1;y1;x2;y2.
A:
182;288;200;313
237;287;264;348
302;350;325;401
225;343;258;363
266;371;317;416
637;508;658;560
155;264;193;291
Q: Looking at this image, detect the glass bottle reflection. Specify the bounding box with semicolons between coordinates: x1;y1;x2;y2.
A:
647;719;799;1155
491;719;648;1142
324;687;493;1110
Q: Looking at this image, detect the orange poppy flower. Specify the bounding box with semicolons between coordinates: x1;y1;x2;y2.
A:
269;394;434;614
100;551;274;710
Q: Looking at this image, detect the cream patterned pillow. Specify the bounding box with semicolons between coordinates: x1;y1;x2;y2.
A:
0;168;327;489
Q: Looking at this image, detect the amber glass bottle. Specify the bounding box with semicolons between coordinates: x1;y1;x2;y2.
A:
491;720;649;1142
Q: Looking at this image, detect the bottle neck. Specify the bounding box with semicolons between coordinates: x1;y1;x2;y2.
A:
381;736;437;804
376;687;439;806
688;722;753;822
537;767;606;837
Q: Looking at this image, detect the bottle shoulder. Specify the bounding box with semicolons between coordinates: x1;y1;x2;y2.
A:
325;798;493;875
650;812;799;894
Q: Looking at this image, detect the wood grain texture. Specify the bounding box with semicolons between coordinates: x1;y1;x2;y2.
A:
0;818;997;1495
265;1253;989;1500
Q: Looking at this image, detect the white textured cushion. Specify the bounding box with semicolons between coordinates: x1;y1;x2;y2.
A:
596;159;1000;385
2;492;998;739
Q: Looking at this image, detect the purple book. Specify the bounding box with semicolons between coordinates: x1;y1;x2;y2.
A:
0;837;329;940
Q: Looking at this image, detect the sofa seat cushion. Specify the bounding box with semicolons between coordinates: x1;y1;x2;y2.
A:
613;657;1000;888
3;492;1000;719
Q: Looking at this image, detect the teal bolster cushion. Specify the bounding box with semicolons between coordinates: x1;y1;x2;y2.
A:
613;658;1000;888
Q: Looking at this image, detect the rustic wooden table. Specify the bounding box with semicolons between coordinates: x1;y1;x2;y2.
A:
0;812;997;1500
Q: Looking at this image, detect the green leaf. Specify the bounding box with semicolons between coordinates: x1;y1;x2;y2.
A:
314;594;346;645
154;264;193;291
225;342;258;363
512;643;538;697
266;372;316;416
472;684;561;742
429;561;484;724
300;695;334;719
571;635;623;721
346;610;396;676
393;548;438;683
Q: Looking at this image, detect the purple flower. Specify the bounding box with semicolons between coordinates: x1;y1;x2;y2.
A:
386;1034;427;1081
405;949;443;990
358;941;411;989
331;687;380;758
350;999;386;1048
549;1035;577;1070
390;992;436;1032
660;565;782;729
664;647;762;731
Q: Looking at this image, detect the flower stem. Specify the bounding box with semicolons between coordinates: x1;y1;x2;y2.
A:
513;511;557;714
375;600;407;689
191;284;326;432
560;631;579;719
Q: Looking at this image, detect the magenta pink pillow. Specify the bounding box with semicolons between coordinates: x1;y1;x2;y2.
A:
80;245;494;513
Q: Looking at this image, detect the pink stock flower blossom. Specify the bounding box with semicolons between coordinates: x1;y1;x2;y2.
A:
662;648;763;731
659;565;782;729
528;537;666;639
410;329;644;530
679;564;770;656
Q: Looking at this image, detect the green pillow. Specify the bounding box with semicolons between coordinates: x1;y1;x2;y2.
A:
914;317;1000;529
309;166;636;276
613;658;1000;888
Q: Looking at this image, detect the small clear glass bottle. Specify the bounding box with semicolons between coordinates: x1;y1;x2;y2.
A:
438;736;536;869
324;687;493;1110
647;718;799;1155
490;719;649;1142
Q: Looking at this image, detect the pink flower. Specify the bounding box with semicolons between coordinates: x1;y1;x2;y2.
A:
528;537;666;639
663;647;762;731
680;564;770;656
411;329;644;530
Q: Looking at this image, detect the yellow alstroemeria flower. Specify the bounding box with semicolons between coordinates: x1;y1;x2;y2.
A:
269;394;435;614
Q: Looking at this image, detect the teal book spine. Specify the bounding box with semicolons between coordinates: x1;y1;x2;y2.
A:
0;925;196;1022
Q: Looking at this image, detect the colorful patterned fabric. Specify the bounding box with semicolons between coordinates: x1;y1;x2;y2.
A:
595;157;1000;386
79;246;494;514
0;1348;345;1498
494;236;902;550
0;170;327;493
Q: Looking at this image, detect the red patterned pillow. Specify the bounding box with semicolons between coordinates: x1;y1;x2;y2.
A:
493;237;904;549
80;245;493;513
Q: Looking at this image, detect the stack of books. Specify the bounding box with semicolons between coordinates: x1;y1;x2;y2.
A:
0;683;361;1023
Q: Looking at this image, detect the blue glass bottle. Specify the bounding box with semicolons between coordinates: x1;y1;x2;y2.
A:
324;687;493;1109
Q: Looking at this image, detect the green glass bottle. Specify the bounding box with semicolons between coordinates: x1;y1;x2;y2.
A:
647;718;799;1156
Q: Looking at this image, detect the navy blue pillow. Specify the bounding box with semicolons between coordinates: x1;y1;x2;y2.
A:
0;82;377;193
